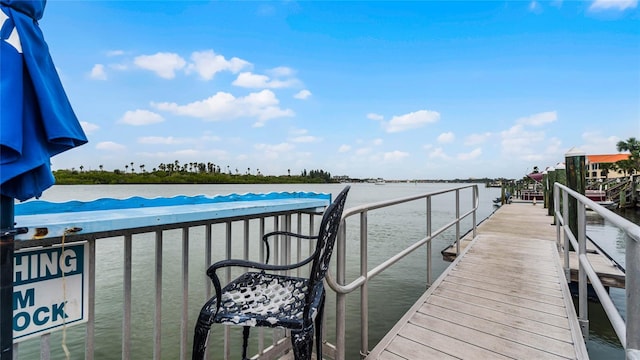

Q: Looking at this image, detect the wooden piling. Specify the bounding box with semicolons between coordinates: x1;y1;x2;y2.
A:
547;167;556;217
565;148;586;239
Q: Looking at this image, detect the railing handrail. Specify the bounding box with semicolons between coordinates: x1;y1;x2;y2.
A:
326;184;479;294
554;182;639;360
325;185;479;360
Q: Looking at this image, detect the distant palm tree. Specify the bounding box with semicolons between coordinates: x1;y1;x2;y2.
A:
79;165;84;172
99;165;103;171
616;137;640;174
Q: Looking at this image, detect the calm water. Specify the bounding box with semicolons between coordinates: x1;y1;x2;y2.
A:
14;183;632;359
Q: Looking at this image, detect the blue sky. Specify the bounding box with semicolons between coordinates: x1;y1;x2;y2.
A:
40;0;638;180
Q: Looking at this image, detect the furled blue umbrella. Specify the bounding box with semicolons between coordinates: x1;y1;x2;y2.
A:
1;0;88;357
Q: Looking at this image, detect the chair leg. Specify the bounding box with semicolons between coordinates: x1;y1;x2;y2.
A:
291;326;314;360
242;326;251;360
192;298;217;360
315;294;326;360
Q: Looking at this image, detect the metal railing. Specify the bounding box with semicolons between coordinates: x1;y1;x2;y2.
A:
554;183;640;360
13;209;324;360
325;185;479;360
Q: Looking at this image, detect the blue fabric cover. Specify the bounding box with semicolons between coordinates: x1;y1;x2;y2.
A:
1;0;87;201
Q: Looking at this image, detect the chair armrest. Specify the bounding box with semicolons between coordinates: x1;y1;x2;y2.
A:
262;231;318;264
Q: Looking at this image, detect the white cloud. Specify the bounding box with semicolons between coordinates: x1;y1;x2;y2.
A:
464;132;492;146
96;141;126;151
580;132;621;154
516;111;557;126
232;72;299;89
367;113;384;121
255;143;295;159
457;148;482;160
268;67;295;77
383;150;409;161
152;90;294;125
187;50;251;80
89;64;107;80
134;52;186;79
80;121;99;135
356;147;372;156
589;0;637;11
338;145;351;153
119;109;165;126
385;110;440;133
428;147;450;160
437;132;455;144
294;89;312;100
500;124;545;159
529;1;542;12
290;135;320;143
373;138;383;146
138;136;188;145
106;50;125;57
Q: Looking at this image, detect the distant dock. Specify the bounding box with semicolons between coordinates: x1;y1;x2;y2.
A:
366;203;591;359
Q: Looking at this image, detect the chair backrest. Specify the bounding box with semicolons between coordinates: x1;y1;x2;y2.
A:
307;185;350;294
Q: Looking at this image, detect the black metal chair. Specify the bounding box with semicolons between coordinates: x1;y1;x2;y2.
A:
192;186;350;360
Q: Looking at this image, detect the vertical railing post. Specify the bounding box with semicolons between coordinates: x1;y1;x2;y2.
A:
563;190;570;281
224;222;232;360
122;234;132;360
426;196;432;286
360;212;368;359
455;189;460;255
627;233;640;358
180;227;189;360
577;201;589;338
554;184;561;251
86;239;96;360
472;186;477;239
154;231;163;360
335;222;347;360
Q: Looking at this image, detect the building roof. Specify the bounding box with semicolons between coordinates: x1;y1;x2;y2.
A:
587;153;630;164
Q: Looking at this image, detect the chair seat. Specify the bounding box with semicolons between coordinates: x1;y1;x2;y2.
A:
214;272;312;330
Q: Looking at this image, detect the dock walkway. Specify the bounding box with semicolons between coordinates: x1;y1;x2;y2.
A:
366;203;590;359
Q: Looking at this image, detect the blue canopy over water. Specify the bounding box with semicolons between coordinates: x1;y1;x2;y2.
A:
1;0;87;201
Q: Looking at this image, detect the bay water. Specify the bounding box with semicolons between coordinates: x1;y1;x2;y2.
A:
15;183;630;359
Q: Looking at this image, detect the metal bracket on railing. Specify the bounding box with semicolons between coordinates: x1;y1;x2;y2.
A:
0;227;28;239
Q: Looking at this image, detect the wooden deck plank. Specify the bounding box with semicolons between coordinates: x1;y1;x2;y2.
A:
449;267;562;291
383;335;458;360
425;295;574;342
398;323;512;360
366;203;589;360
409;312;572;359
417;303;576;358
431;288;571;328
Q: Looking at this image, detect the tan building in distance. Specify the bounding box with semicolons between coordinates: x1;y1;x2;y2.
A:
586;153;631;181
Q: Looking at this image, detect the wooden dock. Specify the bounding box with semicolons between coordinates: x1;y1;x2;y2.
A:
366;203;590;359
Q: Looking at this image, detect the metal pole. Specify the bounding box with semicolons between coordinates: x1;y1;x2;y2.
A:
578;201;589;338
627;232;640;357
455;190;460;255
426;197;432;286
360;212;368;358
0;195;14;360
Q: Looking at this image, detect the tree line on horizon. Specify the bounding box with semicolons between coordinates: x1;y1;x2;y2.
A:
54;160;334;185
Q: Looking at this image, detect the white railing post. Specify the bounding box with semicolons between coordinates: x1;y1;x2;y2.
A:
577;201;589;338
628;232;640;359
335;223;347;360
455;189;460;255
426;196;432;286
360;211;369;359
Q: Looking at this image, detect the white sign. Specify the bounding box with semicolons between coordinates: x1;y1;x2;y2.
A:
13;243;88;342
